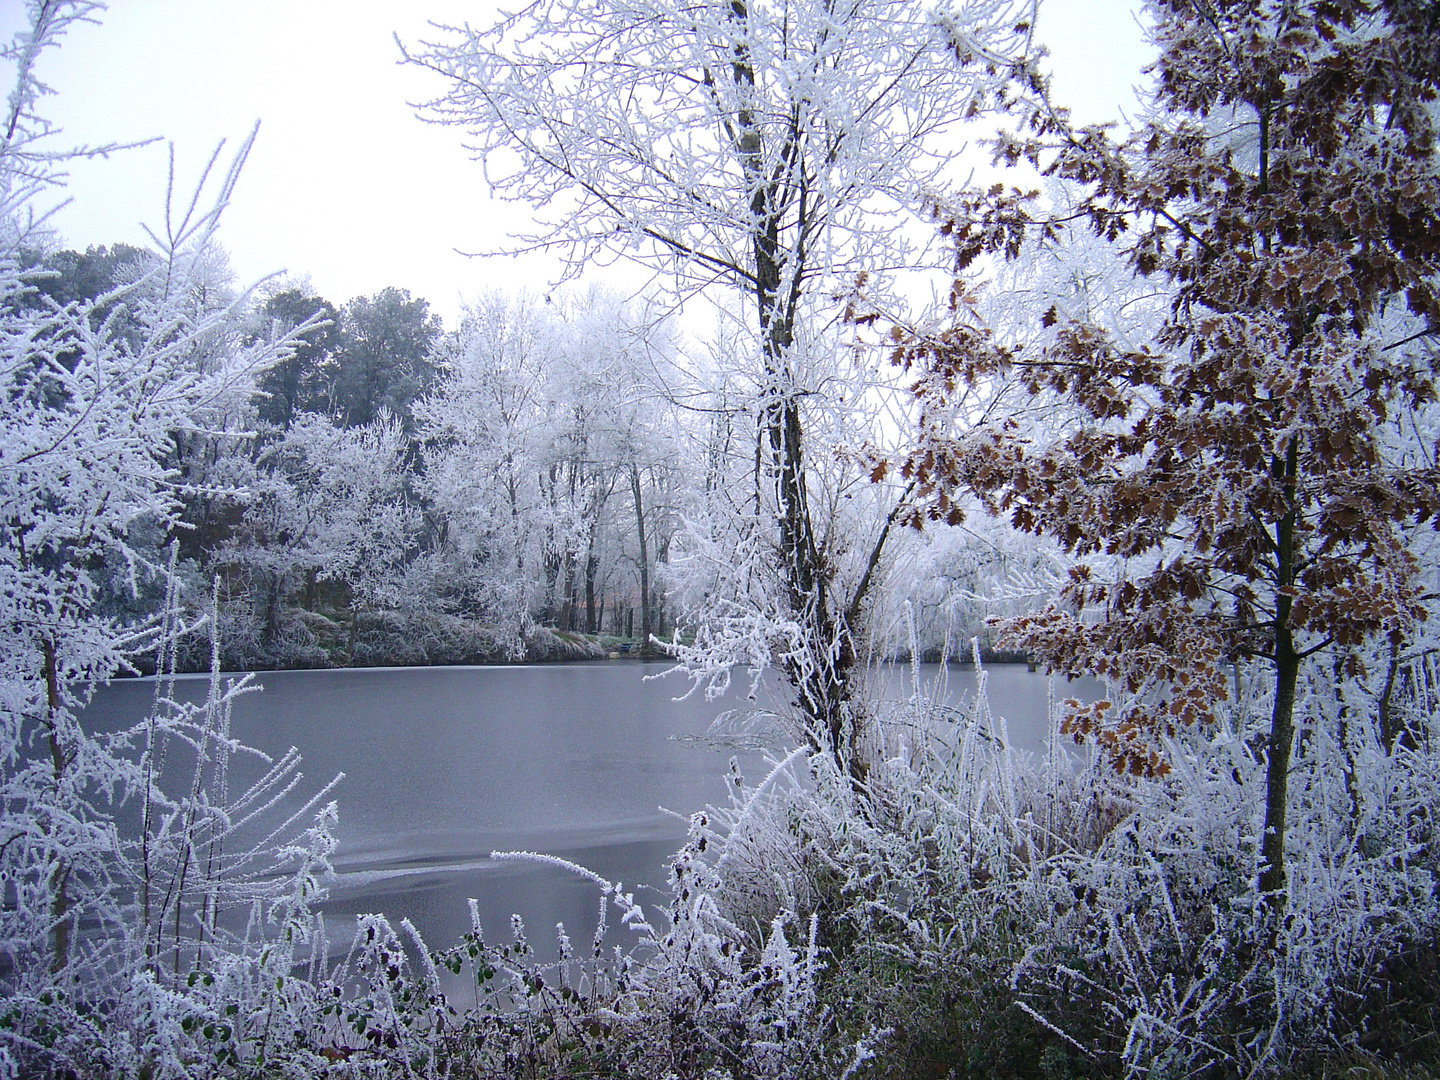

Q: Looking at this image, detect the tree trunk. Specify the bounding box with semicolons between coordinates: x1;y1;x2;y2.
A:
630;464;652;656
41;637;72;973
1377;632;1411;753
507;464;525;576
655;530;672;640
584;555;596;633
1258;441;1300;909
261;572;282;647
727;0;858;769
1258;622;1299;905
347;603;360;666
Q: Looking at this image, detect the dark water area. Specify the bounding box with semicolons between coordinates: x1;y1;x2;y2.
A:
83;661;1095;962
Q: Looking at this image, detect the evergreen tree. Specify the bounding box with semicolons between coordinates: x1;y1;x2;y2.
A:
332;286;442;428
253;287;341;429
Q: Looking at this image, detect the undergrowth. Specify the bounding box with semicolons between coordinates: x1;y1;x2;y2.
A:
7;630;1439;1078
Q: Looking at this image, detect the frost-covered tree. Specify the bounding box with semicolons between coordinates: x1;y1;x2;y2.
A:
217;411;416;661
544;290;687;639
406;0;1034;765
417;289;687;643
416;292;551;640
250;286;342;430
0;164;290;970
893;0;1440;909
0;5;345;1066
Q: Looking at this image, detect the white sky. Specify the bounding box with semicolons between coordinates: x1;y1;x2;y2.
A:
0;0;1151;329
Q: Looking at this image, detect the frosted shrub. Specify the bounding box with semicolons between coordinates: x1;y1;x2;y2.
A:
1001;665;1438;1074
0;574;346;1078
0;7;448;1075
423;824;837;1078
847;658;1439;1075
605;646;1440;1077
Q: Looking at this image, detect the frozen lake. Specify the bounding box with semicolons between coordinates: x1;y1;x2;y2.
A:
84;661;1091;958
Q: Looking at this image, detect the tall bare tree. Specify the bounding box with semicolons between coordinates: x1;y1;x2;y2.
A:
406;0;1032;765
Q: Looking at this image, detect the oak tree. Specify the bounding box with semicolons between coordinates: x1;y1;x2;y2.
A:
891;0;1440;903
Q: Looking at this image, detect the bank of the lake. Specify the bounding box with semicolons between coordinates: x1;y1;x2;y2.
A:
164;600;1033;675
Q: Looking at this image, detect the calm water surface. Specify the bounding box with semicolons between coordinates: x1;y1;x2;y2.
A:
85;661;1091;957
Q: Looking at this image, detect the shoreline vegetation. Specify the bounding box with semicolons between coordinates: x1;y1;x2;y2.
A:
128;602;1031;674
67;651;1440;1080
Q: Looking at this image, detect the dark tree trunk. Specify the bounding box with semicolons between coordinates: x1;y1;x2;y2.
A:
261;573;282;647
585;553;598;633
1258;621;1299;905
347;604;360;666
630;464;652;656
41;637;71;972
727;0;859;770
1377;633;1412;753
1259;441;1300;908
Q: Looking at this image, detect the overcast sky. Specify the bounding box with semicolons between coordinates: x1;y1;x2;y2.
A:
0;0;1151;328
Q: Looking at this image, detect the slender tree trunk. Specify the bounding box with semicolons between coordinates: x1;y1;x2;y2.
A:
1259;622;1299;904
630;463;651;656
1334;653;1362;828
585;553;599;633
262;572;281;647
49;863;71;976
728;0;857;767
1259;441;1300;908
507;465;525;576
41;637;71;973
347;603;360;666
1378;632;1409;753
655;531;672;640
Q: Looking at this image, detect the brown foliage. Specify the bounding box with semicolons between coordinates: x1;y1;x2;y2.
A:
890;0;1440;780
